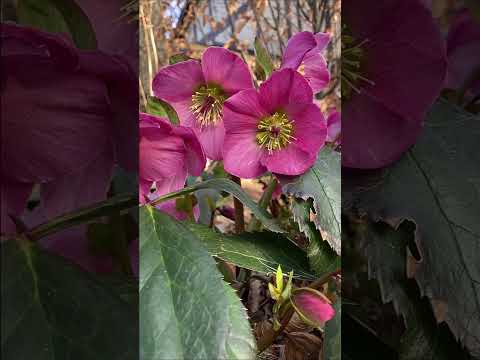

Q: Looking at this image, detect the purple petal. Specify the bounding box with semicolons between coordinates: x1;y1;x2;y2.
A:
201;47;253;95
139;179;152;204
281;31;317;70
139;112;206;181
342;93;423;169
171;126;206;176
194;122;226;161
303;52;330;93
169;99;197;127
222;89;269;178
75;0;138;70
284;103;327;156
314;32;331;51
0;180;33;235
223;132;266;179
292;288;335;326
326;109;341;143
344;0;447;121
1;23;77;67
152;60;204;103
223;89;269;134
40;149;114;219
262;144;316;176
40;226;115;273
259;69;313;114
140;112;172;131
78;52;138;172
155;169;188;197
139;131;185;181
2;48;112;184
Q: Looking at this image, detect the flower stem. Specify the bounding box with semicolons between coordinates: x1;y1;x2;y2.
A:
247;177;278;232
310;268;341;290
27;194;137;241
231;175;245;233
256;306;295;353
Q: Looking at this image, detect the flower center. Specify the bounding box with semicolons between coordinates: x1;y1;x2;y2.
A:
190;84;227;127
256;112;295;153
341;24;374;100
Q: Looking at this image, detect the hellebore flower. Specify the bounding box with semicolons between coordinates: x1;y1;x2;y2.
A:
342;0;447;169
291;288;336;327
326;109;341;144
446;9;480;97
281;31;331;93
222;69;327;178
0;23;137;234
75;0;139;70
152;47;254;160
139;113;206;219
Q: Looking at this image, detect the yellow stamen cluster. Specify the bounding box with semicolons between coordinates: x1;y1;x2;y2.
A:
342;24;374;99
190;85;226;127
256;112;295;153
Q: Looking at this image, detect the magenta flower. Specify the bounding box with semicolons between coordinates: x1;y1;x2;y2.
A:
342;0;447;169
75;0;138;70
326;109;341;144
281;31;331;94
1;23;136;234
446;9;480;96
153;47;254;160
139;113;206;218
291;288;335;327
222;69;327;178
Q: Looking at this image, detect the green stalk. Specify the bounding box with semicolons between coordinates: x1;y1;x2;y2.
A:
247;177;278;232
28;194;136;241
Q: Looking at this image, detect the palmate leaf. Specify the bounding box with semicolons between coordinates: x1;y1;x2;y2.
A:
283;147;341;254
1;238;137;359
185;222;316;280
16;0;97;49
140;207;256;360
347;99;480;358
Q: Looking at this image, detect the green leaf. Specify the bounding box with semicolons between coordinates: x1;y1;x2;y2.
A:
145;96;179;125
349;100;480;358
283;147;341;254
254;36;274;79
16;0;97;49
169;53;192;65
99;274;138;305
349;220;469;359
1;238;136;359
140;207;256;359
291;199;340;276
195;188;221;225
150;178;284;233
185;222;316;280
323;299;341;360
